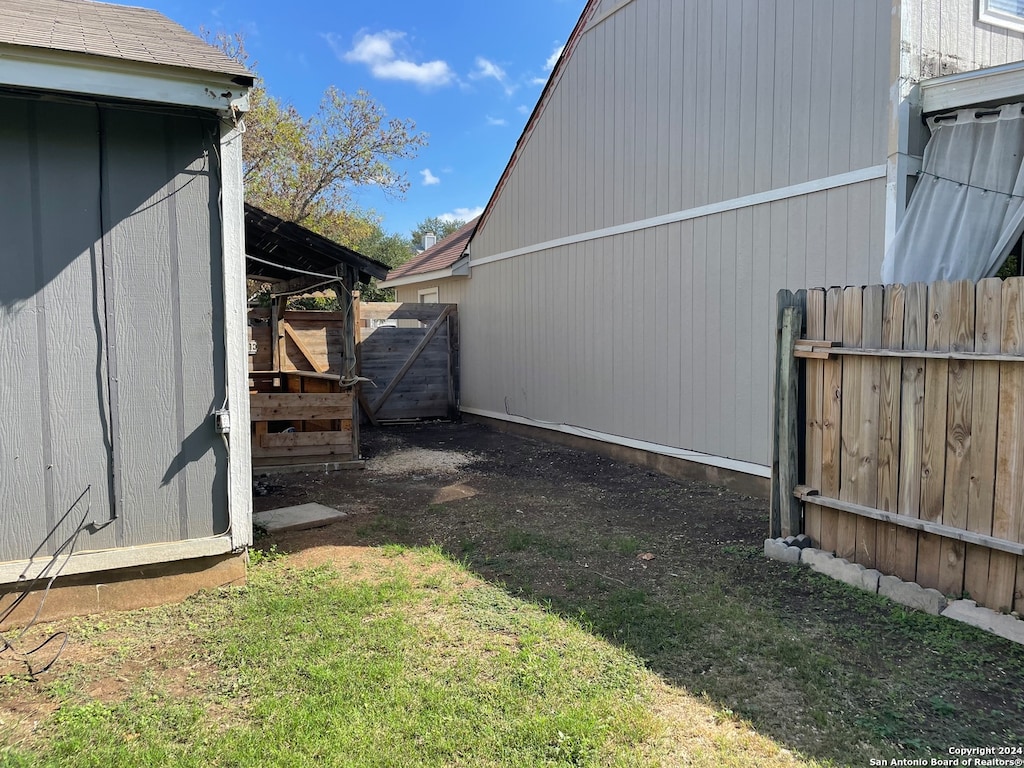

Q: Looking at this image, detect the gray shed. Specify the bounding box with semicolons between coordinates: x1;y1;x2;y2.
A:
0;0;254;627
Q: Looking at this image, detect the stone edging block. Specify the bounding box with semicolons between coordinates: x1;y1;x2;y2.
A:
764;537;1024;644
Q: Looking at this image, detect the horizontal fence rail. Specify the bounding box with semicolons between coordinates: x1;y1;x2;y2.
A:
775;278;1024;615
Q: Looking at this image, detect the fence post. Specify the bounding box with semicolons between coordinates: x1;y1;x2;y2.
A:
771;291;805;538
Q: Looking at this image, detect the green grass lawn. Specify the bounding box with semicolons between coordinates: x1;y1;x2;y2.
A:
0;546;811;768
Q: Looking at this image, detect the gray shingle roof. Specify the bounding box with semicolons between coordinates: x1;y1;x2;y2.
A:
0;0;253;80
386;218;477;281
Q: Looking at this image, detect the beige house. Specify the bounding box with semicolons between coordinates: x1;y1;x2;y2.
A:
382;218;476;304
381;0;1024;491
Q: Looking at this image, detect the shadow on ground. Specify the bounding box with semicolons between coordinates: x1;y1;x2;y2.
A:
254;421;1024;767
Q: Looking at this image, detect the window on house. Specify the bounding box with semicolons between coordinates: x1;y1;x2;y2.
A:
979;0;1024;33
417;288;439;304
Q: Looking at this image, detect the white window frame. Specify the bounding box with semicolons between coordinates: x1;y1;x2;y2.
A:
979;0;1024;34
417;287;439;303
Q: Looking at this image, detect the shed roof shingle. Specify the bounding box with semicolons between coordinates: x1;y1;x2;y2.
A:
386;218;477;281
0;0;253;80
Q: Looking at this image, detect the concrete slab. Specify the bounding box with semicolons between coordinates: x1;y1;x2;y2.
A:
253;503;348;533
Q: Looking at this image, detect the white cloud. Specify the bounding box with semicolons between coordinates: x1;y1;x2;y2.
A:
516;104;530;115
485;115;507;127
530;76;548;86
470;56;515;95
545;44;564;71
420;168;440;186
337;31;454;88
438;206;484;223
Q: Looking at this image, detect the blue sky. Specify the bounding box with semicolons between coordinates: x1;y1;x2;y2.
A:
142;0;583;239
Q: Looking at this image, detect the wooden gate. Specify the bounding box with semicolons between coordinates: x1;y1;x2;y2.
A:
772;279;1024;615
357;302;459;423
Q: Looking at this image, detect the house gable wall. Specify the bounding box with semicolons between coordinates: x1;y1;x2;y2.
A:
462;0;892;468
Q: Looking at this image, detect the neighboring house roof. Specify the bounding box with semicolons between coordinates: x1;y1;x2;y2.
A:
383;217;478;285
245;204;390;288
0;0;253;82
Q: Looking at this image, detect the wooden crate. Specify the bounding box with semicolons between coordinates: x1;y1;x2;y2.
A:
249;370;358;470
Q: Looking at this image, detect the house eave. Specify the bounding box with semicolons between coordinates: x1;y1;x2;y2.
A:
921;60;1024;114
0;44;250;113
380;266;461;289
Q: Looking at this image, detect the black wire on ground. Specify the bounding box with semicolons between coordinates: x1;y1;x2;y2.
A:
0;487;94;679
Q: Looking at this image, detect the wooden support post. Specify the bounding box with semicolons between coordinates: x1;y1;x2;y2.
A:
771;290;804;538
779;306;803;537
446;309;460;420
270;296;281;373
352;287;365;441
343;268;361;457
273;296;287;372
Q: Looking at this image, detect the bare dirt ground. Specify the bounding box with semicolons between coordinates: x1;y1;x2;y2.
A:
252;420;1024;766
5;421;1022;767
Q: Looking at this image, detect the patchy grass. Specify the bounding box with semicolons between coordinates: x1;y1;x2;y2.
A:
0;547;809;768
296;422;1024;767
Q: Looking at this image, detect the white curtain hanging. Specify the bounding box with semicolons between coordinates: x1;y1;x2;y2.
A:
881;103;1024;284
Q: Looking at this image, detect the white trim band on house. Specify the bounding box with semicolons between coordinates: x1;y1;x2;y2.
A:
469;165;888;269
461;407;771;478
0;535;235;586
921;60;1024;114
0;47;250;112
380;266;458;289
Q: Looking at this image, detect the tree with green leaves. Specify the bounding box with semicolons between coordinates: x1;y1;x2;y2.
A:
355;225;417;301
410;216;468;249
212;32;427;246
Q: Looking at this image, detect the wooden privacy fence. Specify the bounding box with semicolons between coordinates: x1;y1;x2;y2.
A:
772;278;1024;615
357;302;459;423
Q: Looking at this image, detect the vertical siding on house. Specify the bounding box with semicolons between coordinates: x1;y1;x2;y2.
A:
103;107;228;548
0;98;112;563
901;0;1024;88
0;95;227;564
462;0;892;468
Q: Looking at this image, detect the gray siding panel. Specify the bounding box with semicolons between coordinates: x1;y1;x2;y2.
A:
0;99;50;562
103;108;226;548
0;99;113;562
167;115;228;539
35;102;116;553
0;95;226;564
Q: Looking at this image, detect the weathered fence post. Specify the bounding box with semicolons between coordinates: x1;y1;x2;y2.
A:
771;290;805;538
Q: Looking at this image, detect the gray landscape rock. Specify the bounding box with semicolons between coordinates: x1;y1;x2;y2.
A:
878;574;947;615
941;600;1024;646
764;538;801;563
